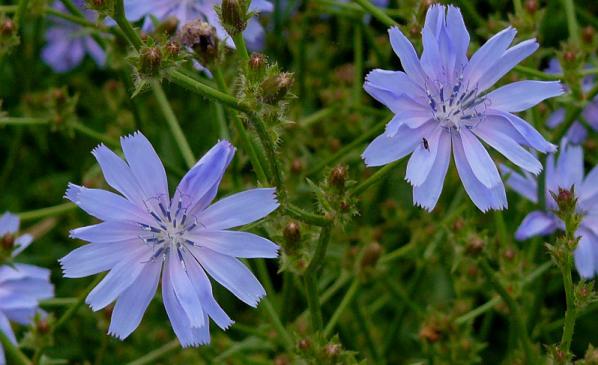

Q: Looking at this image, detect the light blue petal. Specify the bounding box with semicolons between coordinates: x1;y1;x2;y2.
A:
60;241;142;278
420;5;443;80
487;81;564;113
581;165;598;203
91;144;146;207
406;126;443;187
186;230;279;258
174;140;235;216
162;265;210;347
363;69;425;109
108;259;161;340
0;213;19;236
0;311;15;344
198;188;279;230
167;254;205;328
464;27;516;86
412;130;452;211
574;228;597;278
193;247;265;307
182;254;233;330
445;5;469;71
556;141;583;190
120;132;169;203
70;221;142;243
515;211;558;240
248;0;273;12
243;18;266;51
500;165;538;203
363;121;435;167
487;110;557;153
459;128;502;188
11;234;33;257
453;133;507;212
473;122;542;174
385;110;433;136
388;27;427;86
477;39;538;92
85;246;150;311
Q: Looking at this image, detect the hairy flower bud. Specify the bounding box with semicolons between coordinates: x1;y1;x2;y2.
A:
221;0;246;35
360;242;382;269
249;52;267;71
324;343;341;358
328;165;347;189
290;158;303;174
260;72;294;104
0;18;15;36
180;20;218;64
165;40;181;56
283;221;301;253
36;318;50;334
524;0;538;14
466;236;484;256
297;338;311;351
583;26;595;44
552;186;577;216
419;325;441;343
140;46;162;75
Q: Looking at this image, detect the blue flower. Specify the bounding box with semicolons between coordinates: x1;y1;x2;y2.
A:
362;5;564;212
503;139;598;278
545;59;598;144
0;213;54;365
61;132;279;346
42;0;106;73
125;0;273;51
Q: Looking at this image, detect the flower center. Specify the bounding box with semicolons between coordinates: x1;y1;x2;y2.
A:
425;74;487;130
138;197;199;265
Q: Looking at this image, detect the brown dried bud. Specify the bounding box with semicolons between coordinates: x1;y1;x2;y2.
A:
324;343;341;358
221;0;246;35
329;138;341;152
452;218;465;231
274;355;289;365
140;46;162;75
524;0;538;14
466;236;485;256
583;26;595;44
260;72;294;104
36;319;50;334
0;18;15;36
328;165;347;189
249;52;266;71
283;221;301;247
180;20;218;64
563;50;576;63
51;88;66;104
360;242;382;268
552;186;577;215
1;234;14;251
419;325;440;343
165;40;181;56
297;338;311;351
290;158;303;174
409;24;420;38
503;248;516;261
156;17;179;36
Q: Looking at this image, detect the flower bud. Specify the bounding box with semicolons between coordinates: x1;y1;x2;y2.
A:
283;221;301;252
140;46;162;75
36;318;50;334
524;0;538;14
419;325;440;343
1;234;14;251
503;248;516;261
0;18;15;36
466;236;484;256
165;40;181;56
290;158;303;174
552;186;577;216
249;52;267;71
297;338;311;351
328;165;347;189
584;345;598;364
260;72;294;104
360;242;382;269
323;343;341;358
221;0;246;35
155;17;179;36
563;50;576;63
180;20;218;64
583;26;595;44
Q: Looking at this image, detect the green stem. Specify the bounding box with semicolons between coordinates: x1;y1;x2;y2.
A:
60;0;84;17
349;158;405;196
72;123;119;148
113;0;142;49
15;0;28;29
0;117;49;126
46;7;99;29
284;204;331;226
125;340;180;365
559;253;577;355
53;275;104;333
18;203;76;221
323;279;359;337
514;65;562;81
350;301;382;363
0;5;17;12
0;330;31;365
297;107;335;128
213;67;268;184
304;225;332;332
352;23;363;105
479;258;535;363
351;0;398;27
494;210;509;246
232;32;250;72
39;297;78;307
260;298;294;351
561;0;580;46
151;81;195;168
512;0;523;15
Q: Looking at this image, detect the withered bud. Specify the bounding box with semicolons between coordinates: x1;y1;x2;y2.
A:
466;236;485;256
1;234;14;251
165;40;181;56
260;72;294;104
51;88;66;104
283;221;301;246
140;46;162;75
36;319;50;334
583;26;595;44
563;50;576;63
180;20;218;64
249;52;267;71
156;17;179;36
297;338;311;350
274;356;289;365
324;343;341;358
419;325;441;343
290;158;303;174
0;18;15;36
221;0;246;35
503;248;516;261
360;242;382;268
524;0;538;14
328;165;348;189
552;186;577;215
